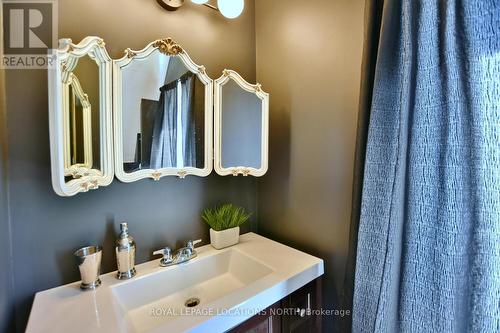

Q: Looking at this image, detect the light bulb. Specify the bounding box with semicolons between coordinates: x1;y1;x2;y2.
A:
191;0;209;4
217;0;244;19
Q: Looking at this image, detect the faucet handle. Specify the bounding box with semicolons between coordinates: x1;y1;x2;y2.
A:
187;239;202;250
153;247;173;266
153;247;171;257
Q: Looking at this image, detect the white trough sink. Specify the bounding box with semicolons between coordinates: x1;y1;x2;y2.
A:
113;249;273;332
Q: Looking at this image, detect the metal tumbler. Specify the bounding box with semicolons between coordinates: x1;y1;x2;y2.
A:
74;245;102;290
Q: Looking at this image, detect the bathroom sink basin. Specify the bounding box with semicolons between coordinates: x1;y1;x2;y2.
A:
27;233;324;333
112;249;273;332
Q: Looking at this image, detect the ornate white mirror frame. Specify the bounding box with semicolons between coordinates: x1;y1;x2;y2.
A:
113;38;213;182
214;69;269;177
63;73;93;176
48;36;114;196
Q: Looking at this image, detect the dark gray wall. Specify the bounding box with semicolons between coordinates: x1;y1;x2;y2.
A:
0;43;14;333
3;0;257;331
255;0;364;331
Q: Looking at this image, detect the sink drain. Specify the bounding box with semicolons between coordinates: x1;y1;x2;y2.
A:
185;297;200;308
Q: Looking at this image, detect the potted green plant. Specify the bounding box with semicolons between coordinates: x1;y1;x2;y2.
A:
202;204;252;249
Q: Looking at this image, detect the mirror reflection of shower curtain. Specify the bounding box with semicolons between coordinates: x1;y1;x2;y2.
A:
150;72;196;169
181;73;196;167
150;82;177;169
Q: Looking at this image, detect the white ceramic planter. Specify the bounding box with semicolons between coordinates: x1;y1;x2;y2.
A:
210;227;240;249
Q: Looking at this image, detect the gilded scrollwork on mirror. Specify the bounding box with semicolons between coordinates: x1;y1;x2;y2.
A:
153;37;184;55
214;69;269;177
113;37;213;182
48;36;114;196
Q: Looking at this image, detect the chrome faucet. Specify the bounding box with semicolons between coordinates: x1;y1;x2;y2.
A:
153;239;201;267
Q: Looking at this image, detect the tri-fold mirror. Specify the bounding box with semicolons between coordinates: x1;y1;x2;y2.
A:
48;37;269;196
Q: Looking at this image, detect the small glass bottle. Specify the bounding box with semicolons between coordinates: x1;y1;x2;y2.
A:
115;222;136;279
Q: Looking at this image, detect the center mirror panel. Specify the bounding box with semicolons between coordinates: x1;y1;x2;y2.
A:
113;38;213;182
121;52;205;171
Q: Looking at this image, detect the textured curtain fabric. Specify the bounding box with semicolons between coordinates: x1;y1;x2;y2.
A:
352;1;499;332
180;73;196;167
150;82;178;169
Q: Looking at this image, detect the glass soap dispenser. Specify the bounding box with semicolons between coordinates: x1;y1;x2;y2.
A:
116;222;136;279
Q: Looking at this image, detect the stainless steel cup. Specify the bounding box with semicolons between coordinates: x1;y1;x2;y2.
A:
74;245;102;290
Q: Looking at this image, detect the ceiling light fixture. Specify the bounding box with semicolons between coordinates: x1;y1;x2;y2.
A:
156;0;244;19
217;0;244;19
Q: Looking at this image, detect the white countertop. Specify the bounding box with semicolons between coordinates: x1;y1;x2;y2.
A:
27;232;324;333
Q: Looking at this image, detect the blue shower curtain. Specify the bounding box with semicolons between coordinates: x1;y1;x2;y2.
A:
352;1;499;332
